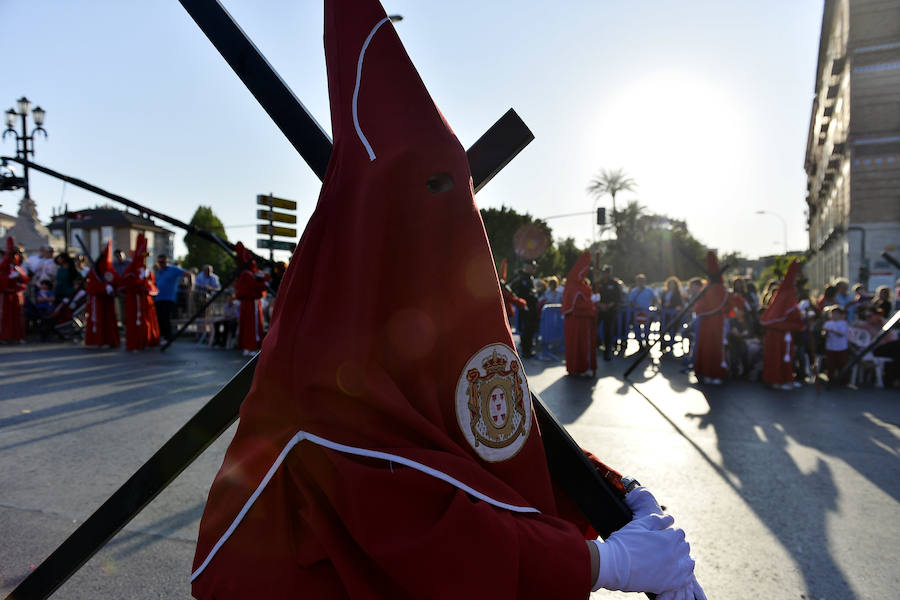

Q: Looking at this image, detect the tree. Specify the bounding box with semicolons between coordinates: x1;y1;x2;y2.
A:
479;206;578;279
554;237;584;276
586;168;636;235
182;206;232;277
593;200;713;283
757;254;807;294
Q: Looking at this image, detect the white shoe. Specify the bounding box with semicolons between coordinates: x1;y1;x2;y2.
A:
792;381;803;388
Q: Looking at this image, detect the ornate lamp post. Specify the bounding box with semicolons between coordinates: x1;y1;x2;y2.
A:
3;96;47;198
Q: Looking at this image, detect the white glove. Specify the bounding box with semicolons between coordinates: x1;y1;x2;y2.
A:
105;284;114;295
9;271;19;279
624;486;664;520
591;488;695;594
657;574;708;600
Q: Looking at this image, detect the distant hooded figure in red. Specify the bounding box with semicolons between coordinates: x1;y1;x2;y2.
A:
119;233;160;350
562;251;597;376
233;242;269;355
760;259;804;388
191;2;703;598
0;237;30;343
693;251;746;384
84;240;120;348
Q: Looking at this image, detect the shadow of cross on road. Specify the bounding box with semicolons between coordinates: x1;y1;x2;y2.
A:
684;382;900;600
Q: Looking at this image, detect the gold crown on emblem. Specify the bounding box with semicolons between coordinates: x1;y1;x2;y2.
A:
482;349;508;373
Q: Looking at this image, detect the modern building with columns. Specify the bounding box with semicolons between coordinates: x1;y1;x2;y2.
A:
804;0;900;292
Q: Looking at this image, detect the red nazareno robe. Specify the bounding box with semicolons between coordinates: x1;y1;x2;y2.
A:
0;237;29;342
119;233;160;351
192;2;598;598
693;252;746;380
84;241;120;348
760;260;804;384
233;246;269;352
563;251;597;375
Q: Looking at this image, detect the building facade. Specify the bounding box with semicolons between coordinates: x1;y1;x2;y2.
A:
0;210;14;238
47;207;174;260
805;0;900;292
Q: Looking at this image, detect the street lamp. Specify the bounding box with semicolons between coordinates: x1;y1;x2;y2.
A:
2;96;48;198
755;210;787;254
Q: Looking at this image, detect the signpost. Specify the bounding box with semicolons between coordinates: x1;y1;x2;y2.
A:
256;193;297;260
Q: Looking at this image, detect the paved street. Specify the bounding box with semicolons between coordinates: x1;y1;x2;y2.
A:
1;341;898;599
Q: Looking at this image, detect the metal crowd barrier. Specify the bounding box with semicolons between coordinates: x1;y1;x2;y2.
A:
536;304;564;361
535;305;694;363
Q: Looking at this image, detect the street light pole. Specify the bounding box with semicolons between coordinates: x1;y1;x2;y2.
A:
3;96;47;199
755;210;787;254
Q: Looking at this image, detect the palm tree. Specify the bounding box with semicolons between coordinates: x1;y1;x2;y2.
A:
586;168;636;235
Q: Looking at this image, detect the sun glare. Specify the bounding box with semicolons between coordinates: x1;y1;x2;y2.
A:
585;70;756;248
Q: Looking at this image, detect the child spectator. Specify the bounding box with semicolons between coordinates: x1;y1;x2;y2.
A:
213;293;240;349
35;279;55;317
822;306;849;384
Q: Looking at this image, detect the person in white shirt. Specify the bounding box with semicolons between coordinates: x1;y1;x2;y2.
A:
822;306;849;384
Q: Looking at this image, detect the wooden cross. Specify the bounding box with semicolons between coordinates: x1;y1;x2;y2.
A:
7;2;635;598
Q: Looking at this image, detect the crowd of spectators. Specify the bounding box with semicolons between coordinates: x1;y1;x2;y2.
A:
507;261;900;389
3;241;898;388
0;241;287;353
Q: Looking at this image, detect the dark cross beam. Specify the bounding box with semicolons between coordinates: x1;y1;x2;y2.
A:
0;156;248;265
8;3;661;598
5;14;537;600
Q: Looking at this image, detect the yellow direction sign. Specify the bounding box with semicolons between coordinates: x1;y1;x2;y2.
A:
256;209;297;224
257;224;297;237
257;194;297;210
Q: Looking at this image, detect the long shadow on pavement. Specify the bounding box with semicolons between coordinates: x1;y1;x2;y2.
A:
633;359;900;600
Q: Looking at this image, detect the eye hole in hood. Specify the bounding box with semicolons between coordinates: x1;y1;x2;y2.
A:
426;172;455;194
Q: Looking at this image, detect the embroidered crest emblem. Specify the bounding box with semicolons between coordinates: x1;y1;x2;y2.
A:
455;343;531;462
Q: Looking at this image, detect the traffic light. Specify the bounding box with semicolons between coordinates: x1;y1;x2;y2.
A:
596;207;606;226
859;258;870;284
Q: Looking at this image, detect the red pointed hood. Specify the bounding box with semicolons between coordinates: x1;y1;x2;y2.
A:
705;251;722;284
123;233;149;276
695;250;728;315
562;251;593;315
234;241;256;272
88;241;118;285
760;259;803;330
194;0;562;578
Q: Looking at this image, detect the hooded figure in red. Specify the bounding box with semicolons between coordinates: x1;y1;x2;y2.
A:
232;242;269;353
192;3;601;597
760;259;804;386
192;2;705;598
84;240;120;348
119;233;160;350
562;251;597;376
692;251;746;383
0;237;30;342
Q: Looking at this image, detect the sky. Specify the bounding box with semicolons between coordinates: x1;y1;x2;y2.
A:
1;0;824;262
